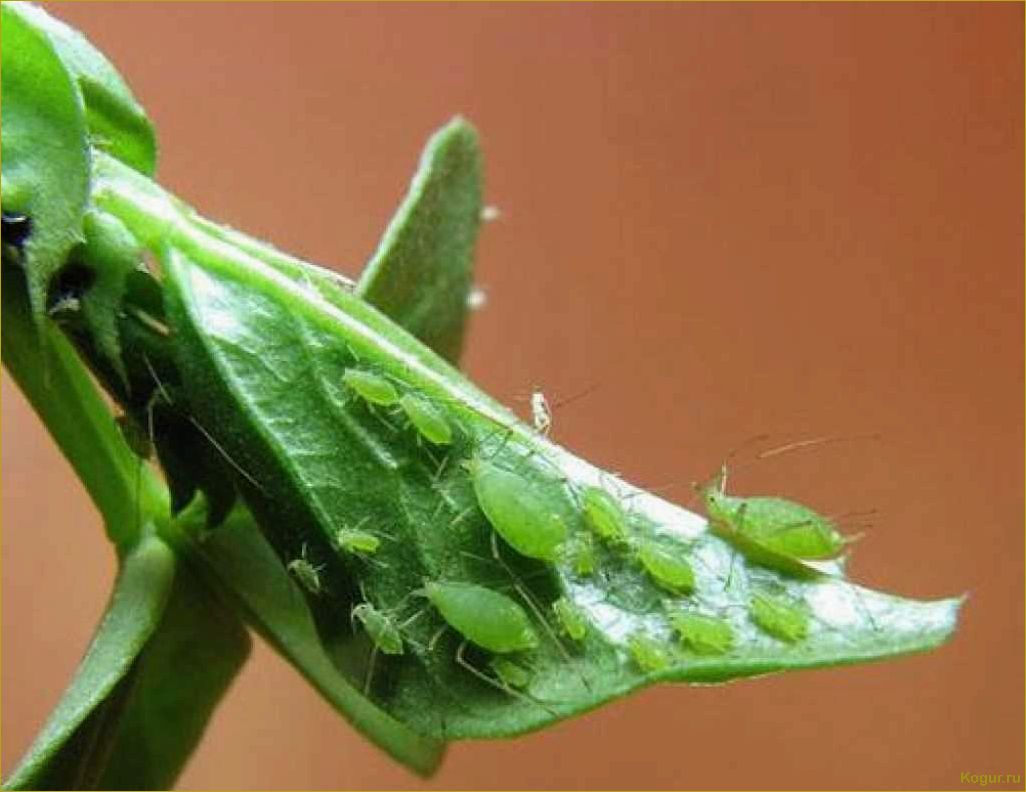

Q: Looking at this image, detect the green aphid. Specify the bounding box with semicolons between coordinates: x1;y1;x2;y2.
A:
424;580;539;653
343;368;400;407
287;548;324;597
627;631;671;673
489;657;532;689
352;603;404;655
637;541;695;595
581;485;630;546
466;455;568;562
552;597;588;642
399;393;452;445
749;592;809;643
701;470;851;575
334;526;381;556
562;532;597;577
667;610;734;655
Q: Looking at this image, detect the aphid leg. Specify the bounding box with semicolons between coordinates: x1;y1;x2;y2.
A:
427;624;448;653
488;533;593;693
363;645;379;694
454;641;558;717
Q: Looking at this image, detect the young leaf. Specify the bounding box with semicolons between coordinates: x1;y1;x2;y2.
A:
357;118;483;363
11;2;158;176
3;537;176;790
139;210;960;742
1;1;91;326
93;563;251;790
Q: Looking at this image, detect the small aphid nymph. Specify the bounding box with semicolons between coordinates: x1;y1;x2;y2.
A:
352;603;404;655
489;657;531;689
552;597;588;642
749;592;809;643
343;368;400;407
627;632;671;673
424;580;539;653
667;610;734;655
637;541;696;595
287;547;324;597
399;393;453;445
334;526;381;557
466;455;568;562
581;486;630;547
531;390;552;435
562;533;597;577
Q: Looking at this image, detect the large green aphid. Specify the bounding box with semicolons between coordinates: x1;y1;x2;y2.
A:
637;540;696;595
352;603;405;656
399;392;453;445
466;455;568;562
581;485;630;546
701;467;850;574
749;592;809;643
343;368;400;407
667;610;734;655
423;580;538;653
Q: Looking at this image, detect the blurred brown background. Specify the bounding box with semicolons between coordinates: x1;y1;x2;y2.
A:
2;3;1022;789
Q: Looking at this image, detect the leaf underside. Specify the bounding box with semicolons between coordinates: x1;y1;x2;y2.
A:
162;242;961;742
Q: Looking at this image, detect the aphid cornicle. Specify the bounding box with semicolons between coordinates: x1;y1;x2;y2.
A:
342;368;400;407
424;581;539;653
749;591;809;643
637;541;696;595
667;610;734;655
627;632;671;673
466;455;568;562
399;393;453;445
352;603;404;655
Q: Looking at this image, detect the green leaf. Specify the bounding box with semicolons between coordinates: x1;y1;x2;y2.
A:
3;537;176;790
183;505;445;777
13;2;157;175
1;265;166;543
144;219;960;743
94;562;251;790
1;0;91;326
357;118;483;363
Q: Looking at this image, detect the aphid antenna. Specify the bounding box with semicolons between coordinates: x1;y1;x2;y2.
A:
454;641;559;718
753;432;882;462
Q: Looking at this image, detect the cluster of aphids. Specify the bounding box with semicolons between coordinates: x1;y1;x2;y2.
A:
287;365;856;701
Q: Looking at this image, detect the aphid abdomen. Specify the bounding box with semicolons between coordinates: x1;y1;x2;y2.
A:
425;581;539;653
353;604;404;655
740;497;844;559
468;457;568;562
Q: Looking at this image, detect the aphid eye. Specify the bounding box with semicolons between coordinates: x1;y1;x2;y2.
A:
627;631;671;674
424;581;539;653
637;541;695;595
399;393;453;445
342;368;400;407
667;610;734;655
468;456;568;562
749;592;809;643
